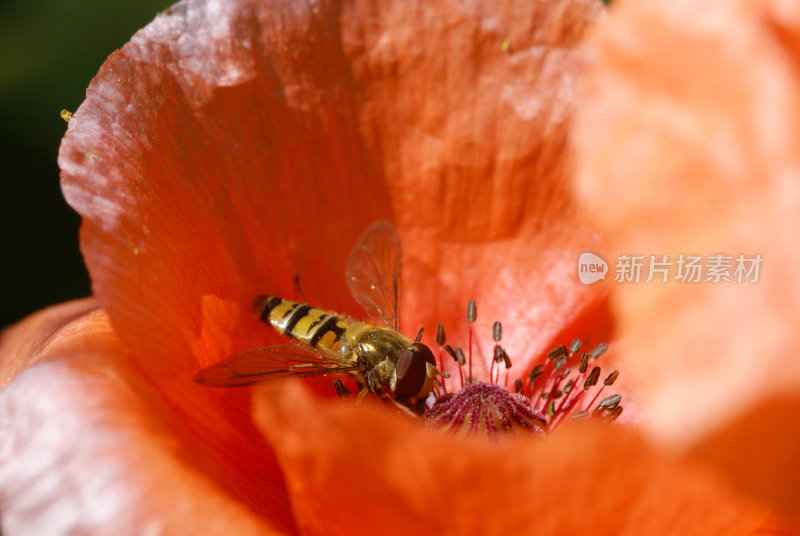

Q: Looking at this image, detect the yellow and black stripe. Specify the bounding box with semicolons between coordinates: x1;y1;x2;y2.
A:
253;296;347;352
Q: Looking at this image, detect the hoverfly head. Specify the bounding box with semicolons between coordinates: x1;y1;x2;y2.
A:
393;343;438;400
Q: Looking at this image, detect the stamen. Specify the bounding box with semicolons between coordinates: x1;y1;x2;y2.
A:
547;345;567;361
454;347;466;366
604;370;619;386
596;394;622;411
493;321;502;342
602;406;624;423
467;301;476;385
334;379;351;399
529;364;544;383
435;324;446;390
467;301;477;323
424;303;624;437
502;348;511;370
436;323;446;345
590;343;608;360
293;274;310;304
584;366;600;388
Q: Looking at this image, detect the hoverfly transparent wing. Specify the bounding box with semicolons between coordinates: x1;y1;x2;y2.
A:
345;220;401;330
194;344;362;387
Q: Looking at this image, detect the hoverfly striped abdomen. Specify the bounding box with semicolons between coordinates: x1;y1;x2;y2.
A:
253;295;347;352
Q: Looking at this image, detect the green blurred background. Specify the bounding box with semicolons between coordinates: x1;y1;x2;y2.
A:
0;0;169;328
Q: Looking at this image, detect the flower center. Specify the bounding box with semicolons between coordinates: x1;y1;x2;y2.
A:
424;382;547;438
424;301;623;437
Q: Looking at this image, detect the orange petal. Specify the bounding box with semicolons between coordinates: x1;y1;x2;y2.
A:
575;0;800;447
59;0;612;409
0;297;99;388
55;0;616;527
339;0;613;373
254;381;771;536
0;302;286;534
692;393;800;523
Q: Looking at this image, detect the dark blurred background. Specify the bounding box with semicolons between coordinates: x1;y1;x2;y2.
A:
0;0;169;328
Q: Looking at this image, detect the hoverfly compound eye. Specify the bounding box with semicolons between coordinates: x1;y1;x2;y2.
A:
394;343;437;399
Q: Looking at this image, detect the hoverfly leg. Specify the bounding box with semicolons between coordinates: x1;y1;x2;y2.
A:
386;396;418;418
355;386;371;405
333;379;352;399
365;369;380;395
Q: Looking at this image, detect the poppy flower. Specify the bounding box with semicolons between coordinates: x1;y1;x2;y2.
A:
1;0;798;534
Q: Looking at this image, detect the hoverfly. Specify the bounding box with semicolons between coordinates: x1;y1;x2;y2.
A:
195;220;442;414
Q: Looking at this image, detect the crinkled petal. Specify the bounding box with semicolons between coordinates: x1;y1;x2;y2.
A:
55;0;615;527
0;302;285;534
254;381;771;536
59;0;611;412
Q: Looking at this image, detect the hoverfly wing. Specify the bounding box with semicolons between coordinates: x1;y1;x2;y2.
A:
194;344;361;387
345;220;401;330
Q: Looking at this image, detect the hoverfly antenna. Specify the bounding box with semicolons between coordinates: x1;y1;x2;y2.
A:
414;327;424;343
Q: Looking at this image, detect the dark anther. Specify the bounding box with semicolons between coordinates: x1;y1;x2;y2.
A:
529;364;544;382
569;339;582;354
293;274;310;304
493;321;502;342
454;347;466;366
514;378;523;394
590;343;608;360
547;345;567;361
553;357;566;370
596;394;622;410
467;301;477;323
563;379;574;393
571;410;590;420
436;323;446;346
443;344;459;363
602;406;623;423
579;353;589;374
503;351;512;369
604;370;619;386
334;379;351;399
494;344;505;363
584;366;601;388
